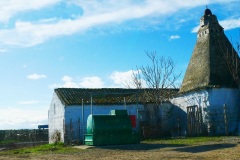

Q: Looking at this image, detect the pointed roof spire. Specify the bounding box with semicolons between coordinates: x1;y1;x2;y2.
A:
179;9;238;93
204;6;212;16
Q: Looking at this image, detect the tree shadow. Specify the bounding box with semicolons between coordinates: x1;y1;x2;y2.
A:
97;142;187;151
173;143;236;153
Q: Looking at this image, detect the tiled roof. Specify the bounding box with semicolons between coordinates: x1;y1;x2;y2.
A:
54;88;179;106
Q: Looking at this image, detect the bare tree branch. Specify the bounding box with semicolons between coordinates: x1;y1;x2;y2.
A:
132;51;181;106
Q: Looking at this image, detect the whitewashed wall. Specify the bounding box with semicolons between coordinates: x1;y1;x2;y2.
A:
48;93;65;143
171;88;240;135
48;92;144;144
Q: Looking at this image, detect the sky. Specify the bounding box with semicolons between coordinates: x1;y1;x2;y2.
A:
0;0;239;130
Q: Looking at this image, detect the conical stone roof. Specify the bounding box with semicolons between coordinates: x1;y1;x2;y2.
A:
179;8;239;93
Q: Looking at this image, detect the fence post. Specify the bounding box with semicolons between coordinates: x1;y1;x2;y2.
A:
70;118;72;144
223;104;228;136
78;118;80;143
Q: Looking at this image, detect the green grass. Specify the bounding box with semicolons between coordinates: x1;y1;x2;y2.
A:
144;136;224;145
0;142;80;155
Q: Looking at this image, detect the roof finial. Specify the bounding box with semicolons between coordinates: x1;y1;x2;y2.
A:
204;5;212;16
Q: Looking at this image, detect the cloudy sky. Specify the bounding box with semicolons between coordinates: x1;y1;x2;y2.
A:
0;0;239;129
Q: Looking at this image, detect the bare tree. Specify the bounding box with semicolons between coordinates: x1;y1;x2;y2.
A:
123;69;143;89
131;67;143;89
133;51;181;106
219;35;240;87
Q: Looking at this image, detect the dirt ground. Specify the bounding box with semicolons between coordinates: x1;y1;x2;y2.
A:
1;137;240;160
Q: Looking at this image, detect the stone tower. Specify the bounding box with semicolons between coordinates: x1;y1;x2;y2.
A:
180;8;238;93
171;8;240;136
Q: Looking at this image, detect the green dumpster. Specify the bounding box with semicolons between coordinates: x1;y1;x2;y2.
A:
84;110;139;146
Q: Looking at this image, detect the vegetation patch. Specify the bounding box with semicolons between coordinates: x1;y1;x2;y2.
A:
144;136;224;145
0;142;80;155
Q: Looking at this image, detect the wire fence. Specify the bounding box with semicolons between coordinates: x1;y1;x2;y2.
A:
0;129;48;143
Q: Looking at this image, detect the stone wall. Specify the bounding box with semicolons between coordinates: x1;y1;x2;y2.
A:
48;93;65;143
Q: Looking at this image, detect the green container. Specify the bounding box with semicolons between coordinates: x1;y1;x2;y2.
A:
84;110;139;146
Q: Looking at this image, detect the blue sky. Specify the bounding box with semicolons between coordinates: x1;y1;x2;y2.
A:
0;0;239;129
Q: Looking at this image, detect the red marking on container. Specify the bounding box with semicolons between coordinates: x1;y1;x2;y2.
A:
129;115;136;128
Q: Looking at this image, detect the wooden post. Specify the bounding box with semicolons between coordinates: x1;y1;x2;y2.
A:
82;99;84;143
177;116;180;137
223;104;228;136
187;107;190;136
70;118;72;144
91;96;93;115
78;118;80;143
199;107;203;135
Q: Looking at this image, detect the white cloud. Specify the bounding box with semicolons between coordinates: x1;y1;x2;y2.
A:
219;18;240;31
0;107;48;129
18;100;39;105
191;18;240;33
80;77;105;88
109;70;147;88
27;73;47;80
62;75;73;82
49;75;105;88
49;70;148;89
109;70;136;87
0;0;236;47
169;35;180;40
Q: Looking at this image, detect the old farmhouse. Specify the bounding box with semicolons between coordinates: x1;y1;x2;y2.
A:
49;8;240;144
48;88;179;143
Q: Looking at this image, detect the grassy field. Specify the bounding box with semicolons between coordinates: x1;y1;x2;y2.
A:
0;136;240;160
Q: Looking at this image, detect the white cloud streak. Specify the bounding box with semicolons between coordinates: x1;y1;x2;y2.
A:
49;75;105;88
220;18;240;31
27;73;47;80
0;0;237;47
169;35;180;40
50;70;147;89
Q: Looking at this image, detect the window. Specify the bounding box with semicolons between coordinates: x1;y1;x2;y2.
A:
54;104;56;114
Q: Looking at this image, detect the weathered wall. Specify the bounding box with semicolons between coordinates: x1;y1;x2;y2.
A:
48;93;65;143
159;103;187;137
171;88;240;135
